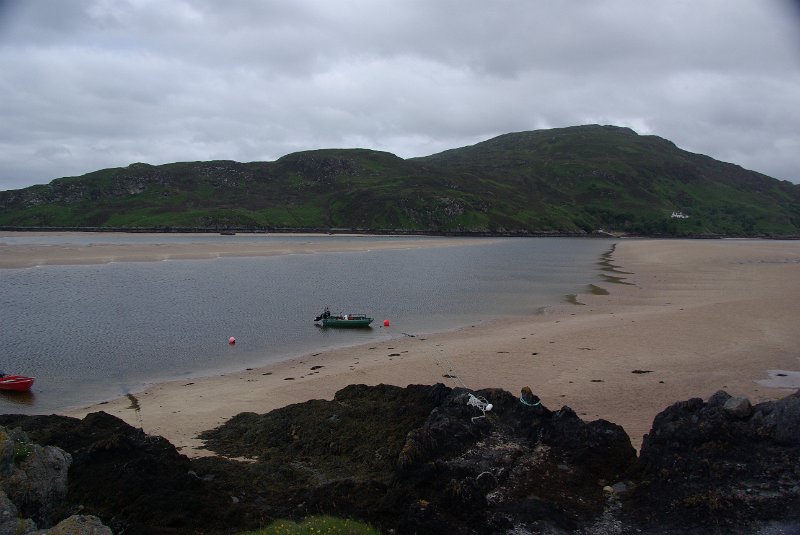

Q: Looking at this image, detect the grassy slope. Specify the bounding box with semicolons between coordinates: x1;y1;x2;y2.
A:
413;125;800;235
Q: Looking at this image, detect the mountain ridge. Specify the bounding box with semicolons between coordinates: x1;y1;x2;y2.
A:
2;124;798;236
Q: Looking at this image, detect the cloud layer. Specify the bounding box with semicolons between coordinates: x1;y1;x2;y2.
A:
1;0;799;190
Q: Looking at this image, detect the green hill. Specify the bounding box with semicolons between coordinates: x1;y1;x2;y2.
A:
2;125;798;236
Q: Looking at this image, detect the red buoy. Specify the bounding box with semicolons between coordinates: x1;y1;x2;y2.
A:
228;336;236;345
383;319;390;327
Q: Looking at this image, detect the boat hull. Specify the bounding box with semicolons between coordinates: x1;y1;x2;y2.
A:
0;375;35;392
321;318;373;328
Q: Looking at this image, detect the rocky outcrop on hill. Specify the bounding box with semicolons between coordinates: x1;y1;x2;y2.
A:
1;385;799;534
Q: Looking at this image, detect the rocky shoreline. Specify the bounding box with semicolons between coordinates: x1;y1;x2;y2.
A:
2;384;799;534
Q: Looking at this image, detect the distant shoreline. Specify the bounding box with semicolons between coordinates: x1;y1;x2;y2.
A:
4;225;799;240
0;225;614;237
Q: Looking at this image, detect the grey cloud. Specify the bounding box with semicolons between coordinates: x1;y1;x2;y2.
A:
0;0;798;191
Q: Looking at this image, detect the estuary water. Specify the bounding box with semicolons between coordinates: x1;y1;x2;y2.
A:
0;234;614;414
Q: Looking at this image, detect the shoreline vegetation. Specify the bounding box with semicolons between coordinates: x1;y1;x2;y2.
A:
3;233;799;456
2;226;609;235
3;225;799;239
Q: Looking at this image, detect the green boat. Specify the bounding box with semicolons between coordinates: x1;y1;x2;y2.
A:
314;307;373;328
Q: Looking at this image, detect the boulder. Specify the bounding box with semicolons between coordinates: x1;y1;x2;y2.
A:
756;390;800;445
0;427;71;527
45;514;112;535
0;412;260;535
633;390;800;531
723;396;752;418
0;490;113;535
707;389;732;407
0;489;37;534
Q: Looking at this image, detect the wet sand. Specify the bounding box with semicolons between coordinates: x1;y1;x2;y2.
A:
37;237;800;455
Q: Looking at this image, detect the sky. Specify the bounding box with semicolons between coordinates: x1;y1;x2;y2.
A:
1;0;799;191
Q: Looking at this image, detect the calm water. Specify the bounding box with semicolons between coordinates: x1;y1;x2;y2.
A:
0;235;614;414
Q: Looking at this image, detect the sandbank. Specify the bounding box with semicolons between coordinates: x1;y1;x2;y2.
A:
59;238;800;455
0;232;490;269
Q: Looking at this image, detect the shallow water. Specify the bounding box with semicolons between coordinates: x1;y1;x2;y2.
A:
0;235;614;414
757;369;800;389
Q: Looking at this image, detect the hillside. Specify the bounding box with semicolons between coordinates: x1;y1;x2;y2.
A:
1;125;799;236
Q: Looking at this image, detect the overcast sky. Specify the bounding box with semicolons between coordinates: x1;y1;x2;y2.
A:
1;0;799;191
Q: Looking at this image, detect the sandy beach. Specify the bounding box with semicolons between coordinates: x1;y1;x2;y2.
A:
16;236;796;455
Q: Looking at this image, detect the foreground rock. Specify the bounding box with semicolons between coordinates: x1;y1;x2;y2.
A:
1;385;799;534
0;412;259;534
630;389;800;533
197;384;637;533
0;426;112;533
0;426;71;527
197;384;800;533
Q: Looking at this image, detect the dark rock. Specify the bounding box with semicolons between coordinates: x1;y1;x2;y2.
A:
199;384;638;533
708;389;732;407
1;485;113;534
2;386;798;534
46;514;112;534
0;412;260;535
633;390;800;532
541;406;636;481
723;396;752;418
759;391;800;445
475;471;499;492
611;481;630;495
0;489;37;533
0;426;71;527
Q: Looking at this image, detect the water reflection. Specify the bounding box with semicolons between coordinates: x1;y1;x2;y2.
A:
0;390;36;406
